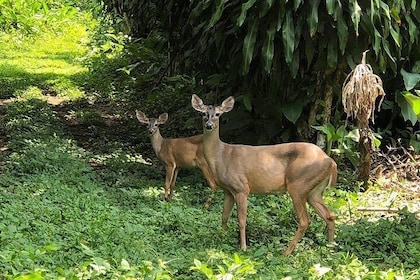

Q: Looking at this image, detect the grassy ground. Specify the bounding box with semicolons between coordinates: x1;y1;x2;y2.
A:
0;12;419;280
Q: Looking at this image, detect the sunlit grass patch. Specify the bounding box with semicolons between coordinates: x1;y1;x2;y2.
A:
0;23;89;100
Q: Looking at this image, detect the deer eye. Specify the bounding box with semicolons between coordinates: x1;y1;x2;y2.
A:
215;113;220;117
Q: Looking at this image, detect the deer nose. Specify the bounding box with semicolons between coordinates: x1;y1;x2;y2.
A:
205;121;214;130
149;127;156;134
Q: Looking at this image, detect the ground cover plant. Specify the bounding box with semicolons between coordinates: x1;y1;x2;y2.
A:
0;1;419;279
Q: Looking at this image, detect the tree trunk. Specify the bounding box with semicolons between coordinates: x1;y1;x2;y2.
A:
358;127;373;189
316;77;334;150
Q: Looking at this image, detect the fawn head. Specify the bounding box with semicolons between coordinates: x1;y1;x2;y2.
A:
136;110;168;135
191;94;235;131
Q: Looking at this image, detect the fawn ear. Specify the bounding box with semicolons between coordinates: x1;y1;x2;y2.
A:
220;96;235;113
136;110;149;124
191;94;207;113
158;113;168;124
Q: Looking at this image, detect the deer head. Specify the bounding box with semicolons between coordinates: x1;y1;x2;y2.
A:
191;94;234;131
136;110;168;135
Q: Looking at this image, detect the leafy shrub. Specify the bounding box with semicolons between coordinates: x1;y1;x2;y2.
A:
0;0;79;35
190;252;260;279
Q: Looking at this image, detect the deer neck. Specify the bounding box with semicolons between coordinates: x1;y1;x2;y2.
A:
150;129;164;155
202;125;224;171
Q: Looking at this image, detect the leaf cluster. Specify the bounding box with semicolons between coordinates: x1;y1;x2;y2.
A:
0;0;81;35
99;0;420;145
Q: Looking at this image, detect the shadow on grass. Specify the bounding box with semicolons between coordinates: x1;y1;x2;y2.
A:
0;63;88;99
337;210;420;270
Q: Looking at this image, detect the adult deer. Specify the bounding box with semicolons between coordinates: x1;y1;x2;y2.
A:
191;95;337;255
136;110;217;207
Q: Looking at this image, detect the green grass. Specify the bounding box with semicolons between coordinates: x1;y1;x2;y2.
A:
0;98;419;279
0;5;419;280
0;25;88;100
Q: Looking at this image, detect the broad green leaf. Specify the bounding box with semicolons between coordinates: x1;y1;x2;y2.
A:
373;134;381;148
337;12;348;53
380;1;391;20
326;0;337;17
242;94;253;111
382;39;397;73
401;69;420;91
312;123;335;141
390;6;401;24
262;23;276;73
242;18;259;74
406;15;418;44
307;0;321;37
413;61;420;73
237;0;257;27
336;125;348;139
389;22;401;48
282;11;294;64
396;91;418;125
403;92;420;120
350;0;361;36
282;100;303;124
276;1;286;31
345;128;360;142
373;27;381;56
207;0;228;30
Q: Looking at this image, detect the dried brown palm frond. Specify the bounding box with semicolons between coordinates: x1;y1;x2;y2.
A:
342;50;385;126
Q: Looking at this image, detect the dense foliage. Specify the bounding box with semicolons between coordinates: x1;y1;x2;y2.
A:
101;0;420;147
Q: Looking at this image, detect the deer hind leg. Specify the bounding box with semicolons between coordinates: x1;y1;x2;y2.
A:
221;191;235;229
204;190;215;209
164;165;177;201
308;183;335;243
284;191;310;256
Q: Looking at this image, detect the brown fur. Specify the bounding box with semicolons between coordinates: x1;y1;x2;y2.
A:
136;110;217;207
191;95;337;255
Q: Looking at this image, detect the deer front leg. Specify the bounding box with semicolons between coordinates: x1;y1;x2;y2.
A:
169;169;179;200
198;160;217;209
222;191;234;229
164;165;176;201
236;192;248;250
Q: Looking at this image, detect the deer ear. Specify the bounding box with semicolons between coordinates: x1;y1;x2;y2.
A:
220;96;235;113
158;113;168;124
136;110;149;124
191;94;207;113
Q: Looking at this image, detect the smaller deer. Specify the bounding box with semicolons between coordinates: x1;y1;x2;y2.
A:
136;110;217;207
